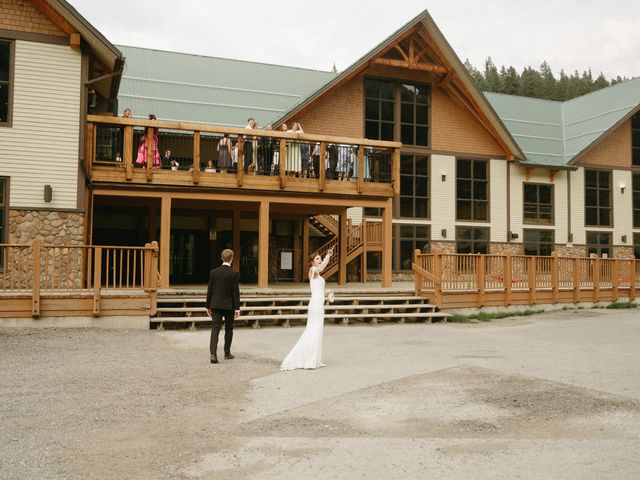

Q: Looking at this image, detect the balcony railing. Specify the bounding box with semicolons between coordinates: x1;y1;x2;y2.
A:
86;115;401;196
413;251;640;309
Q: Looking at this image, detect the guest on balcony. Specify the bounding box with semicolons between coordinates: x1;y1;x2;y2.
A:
271;123;287;175
286;122;304;176
135;114;161;168
161;149;179;170
217;134;232;173
244;117;257;173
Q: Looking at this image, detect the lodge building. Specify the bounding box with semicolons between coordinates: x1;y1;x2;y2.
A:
2;0;640;296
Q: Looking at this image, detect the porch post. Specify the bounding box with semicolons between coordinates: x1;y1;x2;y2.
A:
258;200;270;288
159;195;171;288
381;198;393;287
338;209;347;285
232;209;241;273
302;218;309;281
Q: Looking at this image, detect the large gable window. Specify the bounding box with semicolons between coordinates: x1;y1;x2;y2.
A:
523;183;553;224
400;154;429;218
0;39;13;126
585;169;611;227
633;112;640;166
364;78;430;146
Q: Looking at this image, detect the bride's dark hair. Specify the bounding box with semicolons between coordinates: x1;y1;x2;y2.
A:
309;252;321;265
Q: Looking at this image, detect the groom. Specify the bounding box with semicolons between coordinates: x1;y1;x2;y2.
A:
206;249;241;364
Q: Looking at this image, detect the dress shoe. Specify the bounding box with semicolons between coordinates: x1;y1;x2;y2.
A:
210;355;219;364
224;353;235;360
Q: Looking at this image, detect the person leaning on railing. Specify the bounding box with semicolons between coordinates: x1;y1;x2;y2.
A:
135;114;161;168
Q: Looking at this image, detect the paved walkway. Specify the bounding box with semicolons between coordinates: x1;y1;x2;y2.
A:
1;308;638;479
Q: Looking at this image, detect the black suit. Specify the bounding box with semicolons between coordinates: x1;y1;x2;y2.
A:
206;264;240;356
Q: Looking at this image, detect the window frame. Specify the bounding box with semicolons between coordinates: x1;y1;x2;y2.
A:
455;158;489;222
523;182;554;225
584;169;612;227
399;154;430;219
0;176;8;244
0;38;15;128
586;231;612;258
523;228;555;256
398;223;430;271
632;112;640;167
455;226;490;254
634;233;640;259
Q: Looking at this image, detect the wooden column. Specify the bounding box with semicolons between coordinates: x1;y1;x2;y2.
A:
279;139;287;189
124;126;133;181
145;127;154;181
237;139;244;187
477;255;485;307
361;220;368;283
31;239;41;318
593;257;600;303
528;256;536;305
159;195;171;288
504;253;512;306
612;259;619;301
318;142;326;191
93;246;102;316
302;218;309;281
85;122;94;178
258;200;270;288
381;198;393;287
232;209;241;273
338;209;347;285
551;252;558;303
357;145;364;193
572;257;580;303
392;148;401;195
293;220;301;281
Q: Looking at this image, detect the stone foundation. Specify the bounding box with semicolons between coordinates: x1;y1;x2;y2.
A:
8;209;85;245
613;246;635;260
554;244;587;257
430;241;456;254
490;242;523;255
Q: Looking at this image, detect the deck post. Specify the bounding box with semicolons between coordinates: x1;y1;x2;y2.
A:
93;246;102;316
145;127;154;181
147;241;159;316
434;253;442;308
572;257;580;303
630;261;637;301
612;259;619;301
159;195;171;288
357;145;365;193
279;139;287;189
414;249;420;296
124;126;133;180
192;131;201;184
258;200;270;288
361;221;368;283
528;256;536;305
551;252;558;303
338;209;347;285
237;137;244;187
85;122;94;178
31;239;41;318
381;198;393;287
477;255;485;307
593;257;600;303
318;142;327;191
504;253;512;306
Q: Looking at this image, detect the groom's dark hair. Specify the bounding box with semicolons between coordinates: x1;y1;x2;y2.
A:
221;249;234;263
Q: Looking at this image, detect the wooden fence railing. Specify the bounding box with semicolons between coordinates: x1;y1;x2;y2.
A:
0;241;159;318
413;251;639;309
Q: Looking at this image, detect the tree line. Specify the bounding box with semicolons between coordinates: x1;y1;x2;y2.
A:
464;57;629;101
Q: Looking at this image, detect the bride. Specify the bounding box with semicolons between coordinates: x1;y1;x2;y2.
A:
280;248;333;371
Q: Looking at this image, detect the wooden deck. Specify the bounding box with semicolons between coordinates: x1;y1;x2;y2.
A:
413;252;640;309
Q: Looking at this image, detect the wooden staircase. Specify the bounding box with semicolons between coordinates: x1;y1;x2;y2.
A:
309;214;339;237
153;288;449;330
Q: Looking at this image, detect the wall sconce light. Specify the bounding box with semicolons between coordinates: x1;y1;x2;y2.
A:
621;235;627;243
88;89;97;110
44;184;52;203
441;228;447;238
620;184;626;194
510;232;519;240
441;171;446;182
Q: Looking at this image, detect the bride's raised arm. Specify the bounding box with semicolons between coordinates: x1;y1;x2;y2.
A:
316;250;333;273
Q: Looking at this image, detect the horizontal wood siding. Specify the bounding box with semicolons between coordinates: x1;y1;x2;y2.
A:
490;159;507;242
431;155;456;241
0;40;81;209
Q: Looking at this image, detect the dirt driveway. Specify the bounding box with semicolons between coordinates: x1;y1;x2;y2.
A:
1;309;639;479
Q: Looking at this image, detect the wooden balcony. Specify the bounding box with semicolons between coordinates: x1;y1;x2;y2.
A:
86;115;401;198
413;252;640;309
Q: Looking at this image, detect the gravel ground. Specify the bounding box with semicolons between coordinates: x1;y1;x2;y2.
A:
1;309;639;479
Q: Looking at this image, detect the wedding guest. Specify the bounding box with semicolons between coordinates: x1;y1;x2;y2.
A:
244;117;256;173
204;160;216;173
161;149;173;170
122;107;132;118
286;122;303;176
217;134;232;173
258;124;273;175
135;114;161;168
272;123;288;174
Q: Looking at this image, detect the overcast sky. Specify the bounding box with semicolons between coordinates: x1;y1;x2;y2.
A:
68;0;640;79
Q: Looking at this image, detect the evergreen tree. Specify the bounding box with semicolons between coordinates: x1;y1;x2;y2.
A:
540;61;556;99
464;58;487;90
484;57;502;92
519;67;544;98
501;66;520;95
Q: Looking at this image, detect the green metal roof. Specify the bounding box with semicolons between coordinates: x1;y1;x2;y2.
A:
486;76;640;168
117;45;336;127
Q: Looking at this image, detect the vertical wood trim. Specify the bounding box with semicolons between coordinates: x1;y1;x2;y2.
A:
192;131;201;184
573;257;580;303
357;145;364;193
31;239;41;317
381;198;393;287
593;258;600;303
124;126;133;180
504;253;512;305
145;127;153;181
159;195;171;288
279;139;287;189
434;253;442;308
528;256;536;305
232;209;241;273
258;200;270;288
93;246;102;316
293;220;301;281
551;252;558;303
237;138;244;187
338;210;347;285
302;218;309;281
477;255;485;307
630;261;636;301
612;259;619;301
85;122;94;178
319;142;327;191
149;241;159;316
414;249;420;296
361;220;368;282
392;148;401;195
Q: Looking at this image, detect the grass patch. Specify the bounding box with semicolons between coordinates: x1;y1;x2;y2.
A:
606;301;639;309
447;308;545;323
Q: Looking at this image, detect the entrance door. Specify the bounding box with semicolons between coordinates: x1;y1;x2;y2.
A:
239;232;259;283
170;230;209;284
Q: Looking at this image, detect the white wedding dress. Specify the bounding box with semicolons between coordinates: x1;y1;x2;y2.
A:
280;254;330;370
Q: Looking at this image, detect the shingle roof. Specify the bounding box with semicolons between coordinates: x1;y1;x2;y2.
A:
486;76;640;168
117;45;336;127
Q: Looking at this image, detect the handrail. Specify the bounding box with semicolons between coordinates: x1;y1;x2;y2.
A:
412;251;640;308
